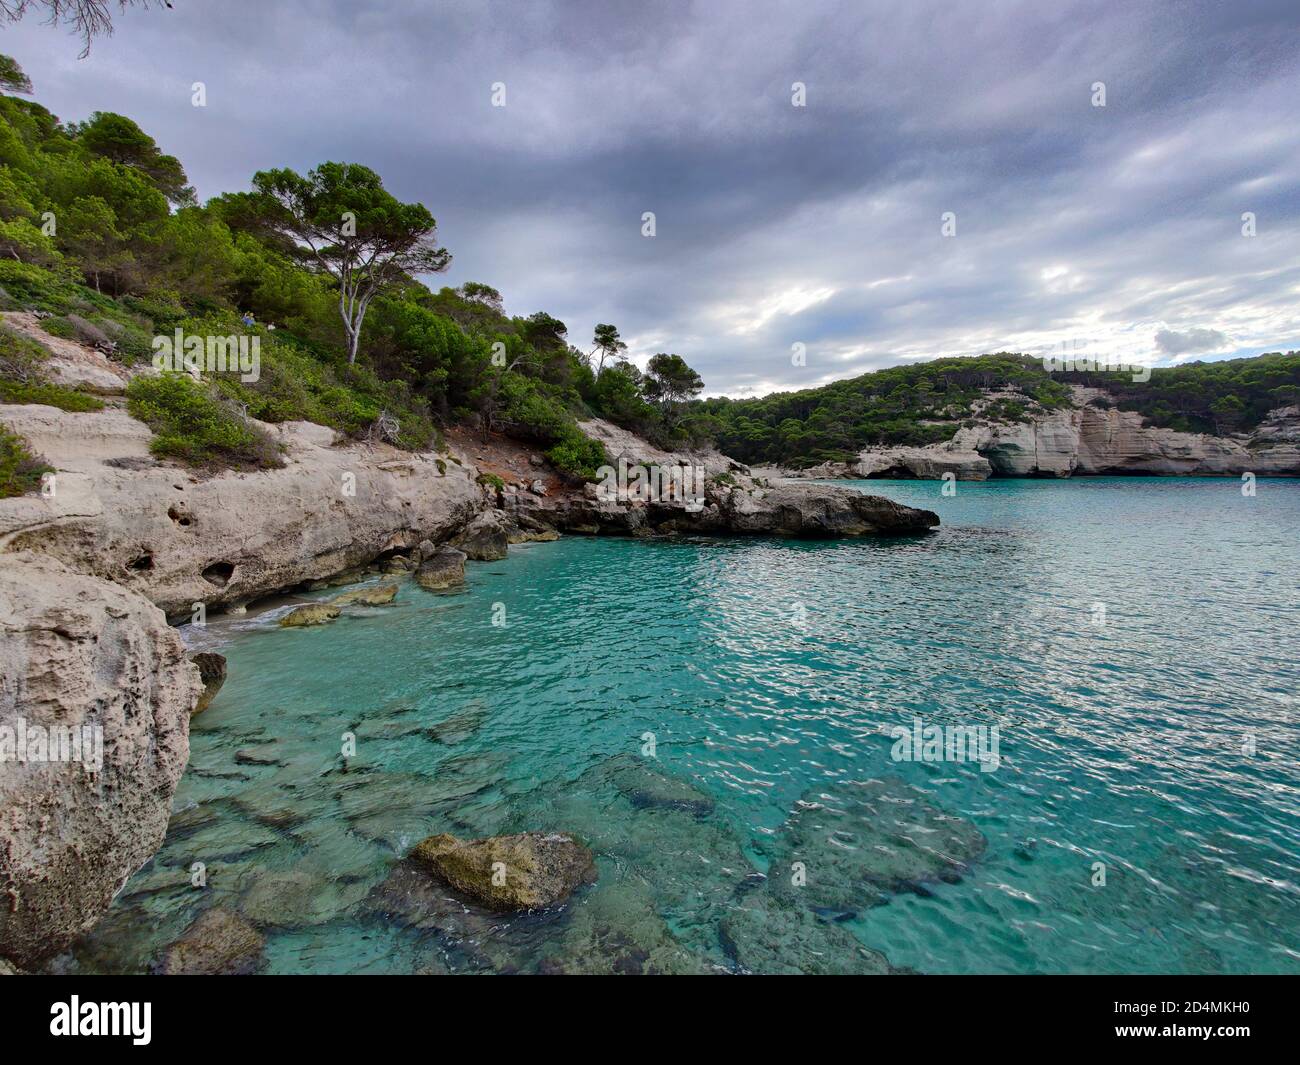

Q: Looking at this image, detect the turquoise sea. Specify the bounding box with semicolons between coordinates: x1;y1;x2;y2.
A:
63;477;1300;974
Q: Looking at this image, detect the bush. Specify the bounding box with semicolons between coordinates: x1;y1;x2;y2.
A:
0;424;50;498
545;430;607;481
0;379;104;411
126;372;283;469
177;313;439;451
0;325;105;410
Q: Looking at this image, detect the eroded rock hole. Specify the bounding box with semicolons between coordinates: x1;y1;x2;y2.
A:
202;561;235;588
127;553;154;572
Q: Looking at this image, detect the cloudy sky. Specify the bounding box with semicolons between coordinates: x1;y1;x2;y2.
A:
5;0;1299;396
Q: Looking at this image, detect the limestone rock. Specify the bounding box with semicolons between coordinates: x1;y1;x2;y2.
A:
190;651;227;715
152;907;265;975
0;552;200;969
0;406;483;617
279;603;340;627
449;511;509;561
415;548;467;590
330;583;398;607
409;831;597;911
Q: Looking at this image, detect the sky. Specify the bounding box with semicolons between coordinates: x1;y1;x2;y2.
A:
4;0;1299;397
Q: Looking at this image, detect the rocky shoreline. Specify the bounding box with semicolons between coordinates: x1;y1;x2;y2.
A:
755;387;1300;481
0;354;939;969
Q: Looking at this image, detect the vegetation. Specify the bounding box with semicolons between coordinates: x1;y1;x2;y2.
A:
0;420;49;497
1061;353;1300;436
0;323;104;410
126;372;283;469
0;53;1294;479
700;354;1073;467
0;57;654;475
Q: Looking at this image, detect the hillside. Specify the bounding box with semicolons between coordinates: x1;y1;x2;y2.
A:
698;352;1300;469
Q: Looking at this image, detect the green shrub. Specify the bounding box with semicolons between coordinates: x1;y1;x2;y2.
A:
0;379;104;411
173;313;439;451
0;325;105;411
545;430;607;481
126;372;283;469
0;424;50;498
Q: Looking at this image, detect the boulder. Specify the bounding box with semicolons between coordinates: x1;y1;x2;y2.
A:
449;512;509;561
508;526;559;544
279;603;341;627
415;548;467;591
0;552;200;970
330;583;398;607
190;652;227;715
152;907;265;975
409;831;596;911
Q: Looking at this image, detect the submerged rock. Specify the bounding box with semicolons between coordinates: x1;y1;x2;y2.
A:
719;887;890;975
152;907;265;975
765;777;986;915
450;512;510;561
329;583;398;607
415;548;467;590
539;876;715;975
190;651;227;715
605;753;715;816
238;867;367;929
423;701;489;745
409;831;596;911
279;603;341;627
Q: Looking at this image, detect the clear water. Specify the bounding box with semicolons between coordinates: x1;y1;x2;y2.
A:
63;478;1300;974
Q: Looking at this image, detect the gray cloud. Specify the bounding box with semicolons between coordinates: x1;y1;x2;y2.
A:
3;0;1298;395
1155;327;1231;355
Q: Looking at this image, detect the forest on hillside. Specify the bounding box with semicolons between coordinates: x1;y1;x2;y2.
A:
1;51;1295;490
0;54;704;490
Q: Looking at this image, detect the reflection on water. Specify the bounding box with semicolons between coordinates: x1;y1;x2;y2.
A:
57;478;1300;974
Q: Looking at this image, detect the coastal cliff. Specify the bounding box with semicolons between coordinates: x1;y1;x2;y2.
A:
763;387;1300;481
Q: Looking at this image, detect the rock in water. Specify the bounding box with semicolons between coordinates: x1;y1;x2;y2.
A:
604;753;716;816
450;512;510;561
538;877;714;975
329;583;398;607
415;548;467;590
409;831;596;911
190;652;227;715
765;777;987;914
719;888;891;975
279;603;341;627
0;552;201;970
152;907;265;975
